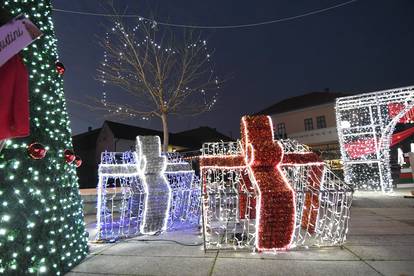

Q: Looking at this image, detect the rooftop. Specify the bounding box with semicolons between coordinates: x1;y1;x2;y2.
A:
72;128;101;150
173;126;233;150
72;121;233;151
256;91;351;115
105;121;164;140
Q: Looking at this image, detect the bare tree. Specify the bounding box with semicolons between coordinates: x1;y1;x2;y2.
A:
91;16;221;152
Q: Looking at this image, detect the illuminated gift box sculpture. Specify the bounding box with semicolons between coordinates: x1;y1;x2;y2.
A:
96;136;200;241
200;115;353;251
336;85;414;192
165;152;201;228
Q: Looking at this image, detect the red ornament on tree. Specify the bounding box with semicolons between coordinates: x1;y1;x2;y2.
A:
55;61;65;75
64;149;76;164
27;142;47;159
74;155;82;167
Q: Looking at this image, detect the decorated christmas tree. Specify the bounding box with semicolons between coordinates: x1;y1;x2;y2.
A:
0;0;88;274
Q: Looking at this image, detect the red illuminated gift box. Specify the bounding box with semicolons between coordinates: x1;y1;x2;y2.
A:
200;115;324;250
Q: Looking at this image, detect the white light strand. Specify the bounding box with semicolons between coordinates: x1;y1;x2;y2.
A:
201;139;353;252
52;0;358;29
336;85;414;192
95;136;200;241
98;22;219;119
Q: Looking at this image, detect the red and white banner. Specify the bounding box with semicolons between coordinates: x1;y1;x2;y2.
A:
388;102;414;124
345;126;414;159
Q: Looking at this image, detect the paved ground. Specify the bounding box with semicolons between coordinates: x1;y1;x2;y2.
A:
67;189;414;276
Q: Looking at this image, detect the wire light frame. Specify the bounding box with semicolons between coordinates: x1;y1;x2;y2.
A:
336;85;414;192
165;152;201;229
95;136;201;241
200;138;353;252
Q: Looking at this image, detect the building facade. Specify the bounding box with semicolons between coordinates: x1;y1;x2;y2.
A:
256;90;414;177
256;91;349;168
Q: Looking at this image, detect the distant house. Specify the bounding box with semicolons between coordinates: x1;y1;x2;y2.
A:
72;121;232;188
72;128;101;188
256;91;349;144
256;90;414;180
255;90;350;167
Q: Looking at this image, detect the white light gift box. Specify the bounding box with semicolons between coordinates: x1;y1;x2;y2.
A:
200;139;353;252
164;153;201;228
96;136;201;241
139;136;171;234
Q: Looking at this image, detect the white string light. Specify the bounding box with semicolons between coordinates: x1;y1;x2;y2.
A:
98;21;219;119
336;85;414;192
96;136;200;241
52;0;358;29
200;138;353;252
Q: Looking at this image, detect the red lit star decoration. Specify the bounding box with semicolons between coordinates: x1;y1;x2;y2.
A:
200;115;324;251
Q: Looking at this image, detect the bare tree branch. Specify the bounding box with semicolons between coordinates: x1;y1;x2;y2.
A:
80;7;222;151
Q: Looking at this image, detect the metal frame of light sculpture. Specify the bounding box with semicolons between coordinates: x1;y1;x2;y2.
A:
95;136;200;241
165;153;201;228
336;85;414;192
200;115;353;252
280;139;352;248
138;136;171;234
96;150;145;241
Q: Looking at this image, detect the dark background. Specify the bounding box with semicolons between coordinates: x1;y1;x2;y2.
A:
52;0;414;138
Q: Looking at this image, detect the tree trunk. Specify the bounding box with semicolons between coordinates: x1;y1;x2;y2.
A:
161;112;169;152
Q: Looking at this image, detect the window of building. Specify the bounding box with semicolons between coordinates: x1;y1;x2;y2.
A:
304;118;313;131
316;116;327;129
276;123;287;138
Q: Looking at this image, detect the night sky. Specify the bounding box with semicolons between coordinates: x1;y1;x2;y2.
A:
52;0;414;138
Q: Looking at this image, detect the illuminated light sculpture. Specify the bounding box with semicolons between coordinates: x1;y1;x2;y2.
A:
96;136;200;241
164;152;201;228
200;115;353;252
139;136;171;234
336;85;414;192
343;127;414;159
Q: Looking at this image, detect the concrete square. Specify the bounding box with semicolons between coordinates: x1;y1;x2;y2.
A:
68;188;414;275
347;221;414;235
367;261;414;276
346;235;414;246
346;245;414;261
369;208;414;220
212;258;379;276
66;273;121;276
71;255;215;276
218;247;358;261
101;240;210;257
